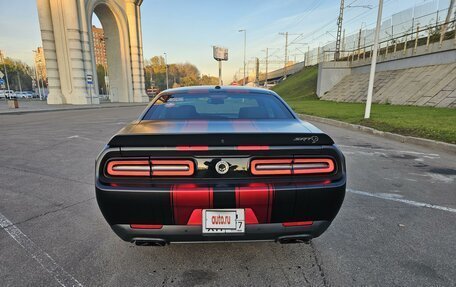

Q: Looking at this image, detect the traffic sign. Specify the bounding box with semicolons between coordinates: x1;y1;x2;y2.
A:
86;74;93;85
0;71;4;78
0;78;4;85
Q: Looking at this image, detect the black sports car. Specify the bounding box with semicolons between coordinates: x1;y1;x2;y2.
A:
95;86;346;246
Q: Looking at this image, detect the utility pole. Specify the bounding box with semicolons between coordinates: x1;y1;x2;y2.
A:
364;0;384;119
335;0;345;60
238;29;247;85
218;61;222;86
440;0;455;45
255;57;259;87
264;48;269;87
0;50;11;92
34;67;42;100
163;52;169;89
279;32;289;79
17;72;22;93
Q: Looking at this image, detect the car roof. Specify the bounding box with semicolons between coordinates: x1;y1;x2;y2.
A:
158;85;277;96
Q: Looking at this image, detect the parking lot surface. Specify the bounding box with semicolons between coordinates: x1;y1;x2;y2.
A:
0;106;455;286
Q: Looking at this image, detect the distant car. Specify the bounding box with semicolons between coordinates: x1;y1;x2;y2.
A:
1;90;17;99
16;92;31;99
23;91;36;98
95;86;346;246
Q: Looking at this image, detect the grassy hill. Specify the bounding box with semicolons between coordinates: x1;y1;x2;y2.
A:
272;66;456;144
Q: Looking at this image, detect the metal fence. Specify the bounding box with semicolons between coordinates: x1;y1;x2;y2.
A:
304;1;455;66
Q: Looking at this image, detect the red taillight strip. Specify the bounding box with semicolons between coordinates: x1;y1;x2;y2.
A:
130;224;163;229
150;160;194;176
106;160;150;177
250;158;335;176
293;158;334;174
251;159;293;175
282;221;313;227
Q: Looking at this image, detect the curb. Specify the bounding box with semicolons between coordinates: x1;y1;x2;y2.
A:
299;113;456;154
0;103;147;115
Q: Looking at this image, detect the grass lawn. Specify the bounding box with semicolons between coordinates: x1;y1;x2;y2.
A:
272;66;456;144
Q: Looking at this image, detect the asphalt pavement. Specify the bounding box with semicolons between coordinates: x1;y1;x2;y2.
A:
0;106;455;286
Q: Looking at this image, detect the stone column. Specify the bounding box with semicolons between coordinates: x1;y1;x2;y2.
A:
38;0;92;105
126;0;148;102
36;0;64;104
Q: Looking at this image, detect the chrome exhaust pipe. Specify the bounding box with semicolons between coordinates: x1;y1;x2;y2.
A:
134;239;167;246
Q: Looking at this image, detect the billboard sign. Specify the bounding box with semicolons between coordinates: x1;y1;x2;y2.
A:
213;46;228;61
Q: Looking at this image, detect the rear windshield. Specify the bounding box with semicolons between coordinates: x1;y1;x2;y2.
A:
142;93;294;120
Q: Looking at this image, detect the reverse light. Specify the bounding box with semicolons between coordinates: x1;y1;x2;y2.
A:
250;158;335;176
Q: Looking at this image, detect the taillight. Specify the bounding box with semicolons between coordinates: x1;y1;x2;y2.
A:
105;159;194;177
106;160;150;177
250;158;335;176
150;160;194;176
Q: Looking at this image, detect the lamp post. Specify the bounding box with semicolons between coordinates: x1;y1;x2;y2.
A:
32;50;42;100
163;52;169;90
238;29;246;85
364;0;383;119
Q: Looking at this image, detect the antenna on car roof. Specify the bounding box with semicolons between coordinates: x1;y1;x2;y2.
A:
214;86;221;89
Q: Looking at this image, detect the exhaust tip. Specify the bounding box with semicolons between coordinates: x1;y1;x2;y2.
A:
134;238;167;247
277;235;312;244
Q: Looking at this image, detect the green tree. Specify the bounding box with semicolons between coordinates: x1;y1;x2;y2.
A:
1;57;33;91
96;65;106;94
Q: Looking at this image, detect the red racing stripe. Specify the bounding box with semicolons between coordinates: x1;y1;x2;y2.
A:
181;120;209;133
231;120;259;133
235;183;274;223
171;184;213;225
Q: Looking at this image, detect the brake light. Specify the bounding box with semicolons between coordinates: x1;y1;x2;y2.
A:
106;160;150;177
293;158;335;174
250;158;335;175
150;160;194;176
105;159;195;177
250;159;293;175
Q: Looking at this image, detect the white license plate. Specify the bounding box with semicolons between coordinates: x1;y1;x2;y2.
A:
202;209;245;234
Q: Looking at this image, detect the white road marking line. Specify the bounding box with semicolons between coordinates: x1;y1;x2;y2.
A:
0;212;83;287
348;189;456;214
67;135;79;139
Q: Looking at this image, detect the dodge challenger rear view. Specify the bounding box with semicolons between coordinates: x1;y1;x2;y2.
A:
95;86;346;246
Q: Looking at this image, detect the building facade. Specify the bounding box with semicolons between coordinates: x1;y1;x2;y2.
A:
92;25;107;67
34;47;47;83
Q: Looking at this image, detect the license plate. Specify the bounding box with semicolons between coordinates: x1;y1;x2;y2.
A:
202;209;245;234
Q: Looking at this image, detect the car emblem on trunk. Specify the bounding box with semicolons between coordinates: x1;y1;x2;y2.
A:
215;160;229;175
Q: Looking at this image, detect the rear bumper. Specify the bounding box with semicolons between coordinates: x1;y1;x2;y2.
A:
112;221;331;244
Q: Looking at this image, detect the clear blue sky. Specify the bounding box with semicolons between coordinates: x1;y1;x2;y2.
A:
0;0;449;83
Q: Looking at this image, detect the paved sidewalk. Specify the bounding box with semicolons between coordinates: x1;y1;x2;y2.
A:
0;99;147;115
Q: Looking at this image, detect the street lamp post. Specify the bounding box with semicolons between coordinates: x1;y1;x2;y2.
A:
32;50;43;100
364;0;383;119
164;52;169;90
238;29;246;85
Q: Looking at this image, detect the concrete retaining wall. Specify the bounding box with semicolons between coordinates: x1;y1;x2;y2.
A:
316;39;456;108
320;62;456;107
